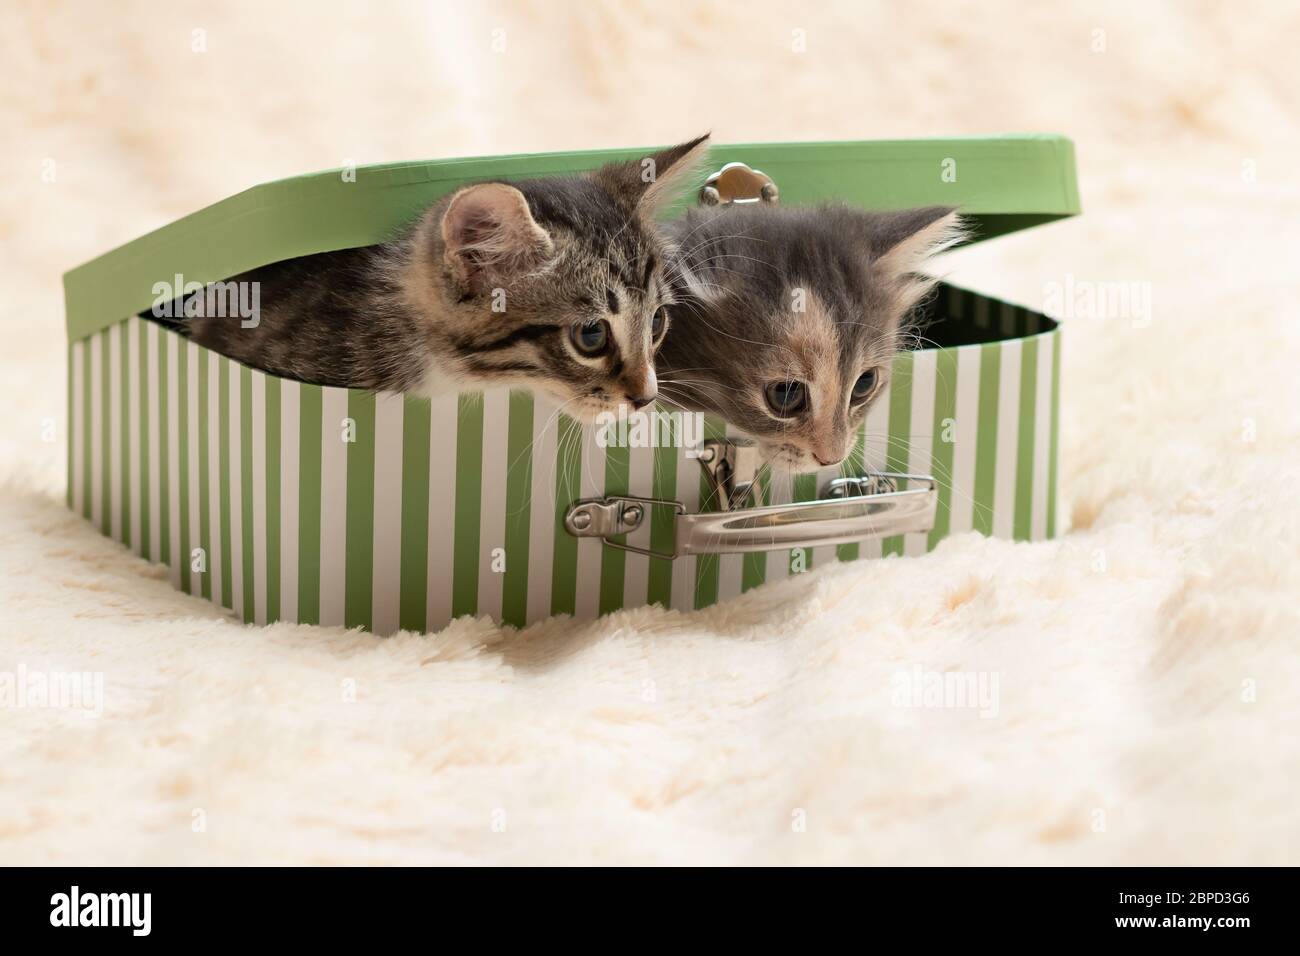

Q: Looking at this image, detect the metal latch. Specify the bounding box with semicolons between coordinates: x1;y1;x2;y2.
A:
696;438;763;510
823;473;901;498
699;161;779;207
564;497;649;538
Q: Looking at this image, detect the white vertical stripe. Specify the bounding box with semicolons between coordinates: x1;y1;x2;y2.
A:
992;339;1023;542
425;394;458;631
371;393;405;635
184;339;199;592
670;435;700;612
860;378;892;560
109;323;123;543
573;418;606;621
810;458;840;570
89;332;103;530
1031;335;1054;541
147;322;162;562
318;387;349;627
949;344;982;536
477;390;509;621
525;396;559;625
228;361;244;619
279;380;301;623
206;351;223;608
904;351;937;557
71;341;85;518
128;318;142;554
165;332;180;587
251;372;268;625
622;439;655;610
717;552;744;601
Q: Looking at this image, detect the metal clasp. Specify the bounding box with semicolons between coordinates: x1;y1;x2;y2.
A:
697;438;763;510
564;497;648;538
699;162;779;207
563;495;685;560
823;473;901;499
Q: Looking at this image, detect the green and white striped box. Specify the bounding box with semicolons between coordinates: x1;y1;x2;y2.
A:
64;137;1077;634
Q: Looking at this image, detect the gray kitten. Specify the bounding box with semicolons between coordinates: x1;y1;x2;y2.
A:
658;203;963;472
184;135;710;420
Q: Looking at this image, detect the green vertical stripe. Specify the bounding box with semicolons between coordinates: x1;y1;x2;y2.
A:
598;441;630;617
1047;331;1061;539
1013;338;1039;541
120;322;131;549
501;391;534;627
265;376;282;621
399;396;432;631
218;358;232;609
792;473;819;500
550;415;582;617
297;384;323;625
138;323;150;560
451;394;484;620
971;343;1001;537
693;416;725;609
789;470;818;574
881;350;914;557
100;330;110;536
168;337;180;581
646;433;677;608
835;427;867;564
927;348;960;551
240;366;255;622
82;340;92;520
197;350;211;600
741;470;770;591
345;390;376;629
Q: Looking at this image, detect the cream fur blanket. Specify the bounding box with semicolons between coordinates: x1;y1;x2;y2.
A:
2;0;1297;865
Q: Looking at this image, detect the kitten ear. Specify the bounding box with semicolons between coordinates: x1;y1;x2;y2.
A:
441;182;554;296
594;133;712;215
868;206;966;313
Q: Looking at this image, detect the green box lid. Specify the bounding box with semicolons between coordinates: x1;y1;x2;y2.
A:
63;134;1079;343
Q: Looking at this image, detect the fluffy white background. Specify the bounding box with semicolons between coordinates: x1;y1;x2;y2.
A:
2;0;1297;865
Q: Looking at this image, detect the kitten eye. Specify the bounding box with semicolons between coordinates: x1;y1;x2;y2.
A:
651;307;667;340
850;369;879;403
764;380;807;417
570;320;610;356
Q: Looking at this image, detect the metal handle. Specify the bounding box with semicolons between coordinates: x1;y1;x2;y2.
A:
564;472;937;559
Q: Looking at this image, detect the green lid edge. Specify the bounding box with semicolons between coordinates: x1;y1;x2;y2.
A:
64;134;1079;342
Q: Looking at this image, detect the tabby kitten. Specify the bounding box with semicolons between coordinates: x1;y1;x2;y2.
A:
657;203;963;472
184;135;710;420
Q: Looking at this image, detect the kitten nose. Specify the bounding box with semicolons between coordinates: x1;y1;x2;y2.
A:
623;368;657;410
813;454;838;467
